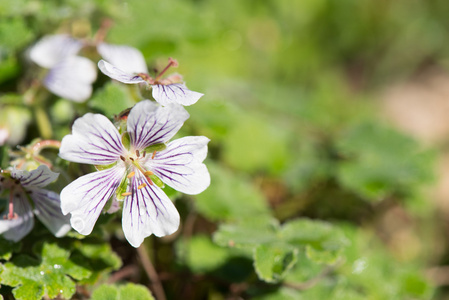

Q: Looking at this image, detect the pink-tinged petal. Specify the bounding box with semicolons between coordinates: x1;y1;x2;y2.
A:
29;34;83;68
127;100;189;150
11;165;58;188
44;56;97;102
147;136;210;195
97;43;148;74
60;113;125;165
152;83;204;106
60;166;125;235
0;192;34;242
31;188;71;237
122;171;180;247
98;60;146;84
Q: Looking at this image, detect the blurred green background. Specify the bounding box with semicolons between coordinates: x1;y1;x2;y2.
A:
3;0;449;299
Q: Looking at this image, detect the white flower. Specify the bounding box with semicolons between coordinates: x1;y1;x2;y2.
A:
98;50;203;106
59;100;210;247
29;34;97;102
0;165;71;242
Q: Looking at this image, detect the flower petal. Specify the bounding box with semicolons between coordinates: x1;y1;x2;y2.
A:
29;34;83;68
97;43;148;74
152;83;204;106
127;100;189;150
60;113;125;165
98;60;146;84
60;166;125;235
31;188;71;237
11;165;58;188
147;136;210;195
44;56;97;102
122;171;180;247
0;192;34;242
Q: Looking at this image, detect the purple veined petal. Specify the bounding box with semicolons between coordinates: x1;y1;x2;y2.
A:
11;165;59;188
0;192;34;242
98;60;146;84
29;34;83;68
127;100;189;150
152;83;204;106
147;136;211;195
60;165;125;235
97;43;148;74
59;113;126;165
31;188;71;237
122;170;180;247
44;56;97;102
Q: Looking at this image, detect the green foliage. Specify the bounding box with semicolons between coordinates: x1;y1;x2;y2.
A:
195;162;270;221
214;217;348;283
0;238;20;261
91;283;155;300
88;82;136;117
0;243;90;300
336;122;434;201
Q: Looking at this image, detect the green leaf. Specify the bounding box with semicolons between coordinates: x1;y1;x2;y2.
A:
0;243;91;300
254;244;298;283
91;283;155;300
195;162;270;222
0;238;20;261
178;235;231;273
71;241;122;284
214;217;348;282
88;82;135;117
336;122;434;201
223;116;290;175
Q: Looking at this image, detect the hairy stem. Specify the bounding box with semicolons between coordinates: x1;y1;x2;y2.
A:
137;243;166;300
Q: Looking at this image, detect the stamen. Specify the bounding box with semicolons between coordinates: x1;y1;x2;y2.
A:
122;192;132;197
143;151;146;158
129;157;134;161
136;150;140;157
120;155;126;161
8;189;14;220
155;58;179;82
144;171;154;176
138;183;147;189
127;172;135;178
152;151;157;159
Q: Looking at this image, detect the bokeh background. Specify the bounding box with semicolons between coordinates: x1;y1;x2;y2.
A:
3;0;449;299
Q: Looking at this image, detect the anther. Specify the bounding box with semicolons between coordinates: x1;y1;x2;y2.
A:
120;155;126;161
129;157;134;161
152;151;157;159
144;171;154;176
122;192;132;197
143;151;146;158
136;150;140;157
138;183;147;189
127;172;135;178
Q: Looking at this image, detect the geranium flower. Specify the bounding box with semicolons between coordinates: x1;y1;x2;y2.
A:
0;165;71;242
29;34;97;102
59;100;210;247
98;52;204;106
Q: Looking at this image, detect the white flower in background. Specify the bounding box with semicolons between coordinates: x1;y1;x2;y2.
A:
0;165;71;242
29;34;97;102
59;100;210;247
98;50;203;106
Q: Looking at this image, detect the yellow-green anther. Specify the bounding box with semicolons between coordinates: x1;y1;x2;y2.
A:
144;143;167;154
121;132;131;149
149;174;164;188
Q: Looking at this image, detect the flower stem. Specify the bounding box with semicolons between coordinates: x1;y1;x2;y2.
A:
34;106;53;139
137;243;166;300
31;140;61;154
